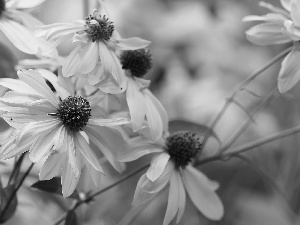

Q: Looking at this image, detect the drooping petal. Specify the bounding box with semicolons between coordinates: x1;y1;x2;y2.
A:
17;70;59;107
74;133;103;173
146;152;170;182
82;157;103;188
115;37;151;51
62;45;82;77
0;78;40;96
245;22;292;45
117;146;162;162
259;2;291;18
243;13;287;22
6;0;46;9
87;117;130;126
176;175;186;223
39;153;64;180
183;166;224;220
163;172;179;225
78;42;99;74
126;78;146;132
281;0;292;11
84;125;124;172
278;47;300;93
61;155;80;197
291;0;300;27
133;174;158;206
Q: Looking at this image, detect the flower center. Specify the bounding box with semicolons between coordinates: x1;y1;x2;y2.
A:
85;14;114;42
120;49;152;78
166;131;202;168
0;0;5;17
57;96;91;132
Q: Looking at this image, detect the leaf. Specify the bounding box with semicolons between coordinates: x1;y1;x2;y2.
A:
168;119;221;145
65;210;78;225
31;177;79;200
0;185;18;223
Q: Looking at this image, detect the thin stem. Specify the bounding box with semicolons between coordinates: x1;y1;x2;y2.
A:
0;163;34;220
52;164;149;225
197;124;300;166
202;46;292;147
8;153;26;186
220;88;279;154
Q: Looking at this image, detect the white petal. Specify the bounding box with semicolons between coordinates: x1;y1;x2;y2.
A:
62;45;82;77
82;157;103;188
75;133;104;173
84;125;124;172
245;22;292;45
144;89;169;133
126;78;146;131
278;47;300;93
281;0;292;11
163;172;179;225
144;91;164;141
61;156;80;197
88;117;129;126
133;174;158;206
17;70;59;107
78;42;99;74
176;175;186;223
0;78;40;96
39;153;64;180
183;166;224;220
117;146;162;162
7;0;46;9
291;0;300;27
146;153;170;182
115;37;151;51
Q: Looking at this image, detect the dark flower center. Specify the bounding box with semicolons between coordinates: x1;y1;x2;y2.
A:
57;96;91;132
0;0;5;18
85;14;114;42
166;131;202;168
120;49;152;78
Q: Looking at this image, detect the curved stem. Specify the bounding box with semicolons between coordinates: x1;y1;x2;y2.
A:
52;164;149;225
197;124;300;166
202;46;292;147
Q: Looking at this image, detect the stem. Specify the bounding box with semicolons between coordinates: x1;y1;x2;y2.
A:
220;88;279;154
8;153;26;186
202;47;292;147
52;164;149;225
0;163;34;220
197;124;300;166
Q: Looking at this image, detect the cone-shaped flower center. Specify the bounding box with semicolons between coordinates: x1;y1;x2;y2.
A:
166;131;202;168
120;49;152;78
0;0;5;17
58;96;91;132
85;14;114;42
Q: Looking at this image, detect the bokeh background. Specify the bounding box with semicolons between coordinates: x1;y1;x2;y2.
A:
1;0;300;224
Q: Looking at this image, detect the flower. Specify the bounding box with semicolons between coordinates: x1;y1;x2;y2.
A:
118;131;224;225
0;69;129;196
243;1;300;93
117;49;168;141
35;5;150;89
0;0;57;57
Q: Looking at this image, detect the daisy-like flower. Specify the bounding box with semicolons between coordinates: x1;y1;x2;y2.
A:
35;5;150;89
0;0;57;57
243;0;300;93
118;131;224;225
0;69;129;196
116;49;168;141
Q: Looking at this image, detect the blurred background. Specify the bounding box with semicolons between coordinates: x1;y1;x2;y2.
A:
1;0;300;224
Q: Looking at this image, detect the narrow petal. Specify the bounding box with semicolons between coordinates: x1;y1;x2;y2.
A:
126;78;146;131
176;175;186;223
78;42;99;74
39;153;64;180
61;156;80;197
82;157;103;188
115;37;151;51
278;47;300;93
183;166;224;220
146;153;170;182
84;125;124;172
0;78;40;96
163;172;179;225
117;146;162;162
291;0;300;27
62;45;82;77
245;22;292;45
7;0;46;9
75;133;104;173
17;70;59;107
281;0;292;11
133;174;158;206
87;117;130;126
